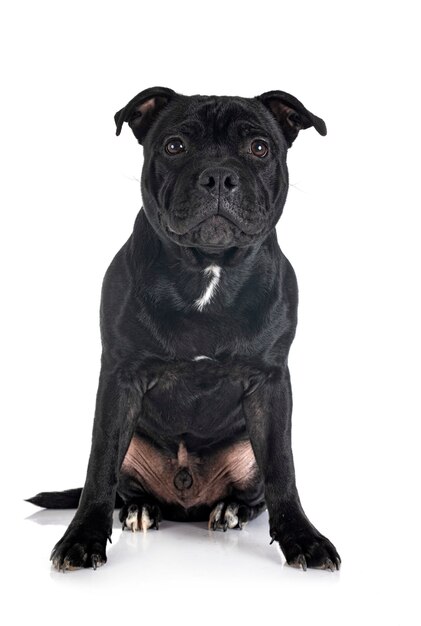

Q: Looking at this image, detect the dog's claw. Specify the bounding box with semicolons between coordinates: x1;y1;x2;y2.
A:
296;554;307;571
209;500;256;532
50;522;108;572
299;554;307;571
120;501;161;533
279;532;341;571
62;557;70;571
324;558;335;572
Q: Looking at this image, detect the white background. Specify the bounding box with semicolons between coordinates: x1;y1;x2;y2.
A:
1;1;420;623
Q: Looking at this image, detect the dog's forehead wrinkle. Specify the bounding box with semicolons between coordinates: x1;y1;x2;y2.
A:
162;119;205;138
162;97;272;140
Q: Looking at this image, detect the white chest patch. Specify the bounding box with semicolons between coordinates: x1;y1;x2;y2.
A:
194;264;221;311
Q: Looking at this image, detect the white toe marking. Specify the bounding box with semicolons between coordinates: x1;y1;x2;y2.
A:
225;503;239;529
208;501;225;528
141;506;153;532
126;506;139;532
194;264;221;311
193;355;212;361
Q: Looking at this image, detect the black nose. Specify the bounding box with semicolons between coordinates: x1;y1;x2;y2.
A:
198;168;239;193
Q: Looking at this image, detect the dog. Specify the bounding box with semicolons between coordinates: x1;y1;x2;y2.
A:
27;87;340;572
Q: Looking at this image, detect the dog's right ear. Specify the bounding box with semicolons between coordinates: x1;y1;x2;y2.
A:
114;87;176;144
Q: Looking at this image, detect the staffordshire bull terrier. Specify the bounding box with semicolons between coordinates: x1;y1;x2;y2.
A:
27;87;341;573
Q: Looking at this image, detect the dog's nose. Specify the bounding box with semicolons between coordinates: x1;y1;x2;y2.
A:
198;168;239;193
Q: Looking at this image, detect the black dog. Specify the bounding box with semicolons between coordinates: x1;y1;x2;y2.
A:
27;87;340;572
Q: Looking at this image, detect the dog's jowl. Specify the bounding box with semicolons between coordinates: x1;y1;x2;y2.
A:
27;87;341;572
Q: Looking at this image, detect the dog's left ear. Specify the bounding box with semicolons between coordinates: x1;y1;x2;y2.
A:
114;86;177;144
257;90;327;147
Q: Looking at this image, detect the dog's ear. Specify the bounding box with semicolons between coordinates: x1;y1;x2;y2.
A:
114;86;177;144
257;90;327;147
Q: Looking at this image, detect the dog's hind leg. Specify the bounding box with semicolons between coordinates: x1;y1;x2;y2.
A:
208;476;267;531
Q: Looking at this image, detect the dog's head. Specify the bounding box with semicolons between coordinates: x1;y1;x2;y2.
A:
115;87;326;252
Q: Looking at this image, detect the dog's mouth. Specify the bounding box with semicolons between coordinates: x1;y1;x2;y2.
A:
159;213;264;249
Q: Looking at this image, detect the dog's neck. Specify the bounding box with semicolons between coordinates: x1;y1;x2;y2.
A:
130;209;280;312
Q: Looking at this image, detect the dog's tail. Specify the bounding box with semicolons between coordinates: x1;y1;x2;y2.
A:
25;488;124;509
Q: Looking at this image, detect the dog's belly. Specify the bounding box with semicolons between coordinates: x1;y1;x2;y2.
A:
120;434;259;509
138;357;255;439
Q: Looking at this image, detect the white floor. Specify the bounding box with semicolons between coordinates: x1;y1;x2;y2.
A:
5;499;416;625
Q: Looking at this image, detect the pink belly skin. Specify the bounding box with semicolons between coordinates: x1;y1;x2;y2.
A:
121;435;259;508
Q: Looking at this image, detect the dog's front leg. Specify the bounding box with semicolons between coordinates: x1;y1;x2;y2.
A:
243;366;341;571
50;365;143;571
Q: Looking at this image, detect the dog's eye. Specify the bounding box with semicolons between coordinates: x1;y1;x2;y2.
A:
250;140;269;158
165;138;186;155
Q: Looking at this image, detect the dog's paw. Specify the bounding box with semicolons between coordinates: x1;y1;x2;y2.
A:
208;501;252;531
119;501;162;532
50;524;109;572
271;528;341;572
